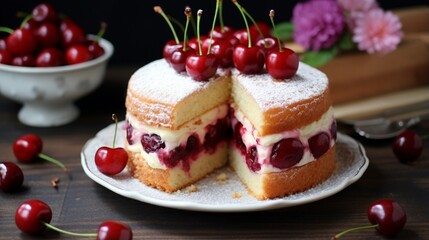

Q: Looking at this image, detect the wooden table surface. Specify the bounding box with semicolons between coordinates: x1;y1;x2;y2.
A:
1;67;428;240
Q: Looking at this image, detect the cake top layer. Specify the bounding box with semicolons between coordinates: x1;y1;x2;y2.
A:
129;59;224;105
232;62;328;111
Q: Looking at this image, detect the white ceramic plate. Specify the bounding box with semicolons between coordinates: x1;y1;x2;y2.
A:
81;122;369;212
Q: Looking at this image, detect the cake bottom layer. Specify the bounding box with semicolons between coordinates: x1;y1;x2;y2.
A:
229;145;336;200
127;143;228;193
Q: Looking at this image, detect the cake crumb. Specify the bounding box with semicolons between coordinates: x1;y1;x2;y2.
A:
50;177;60;189
231;192;242;199
186;184;198;193
216;173;228;182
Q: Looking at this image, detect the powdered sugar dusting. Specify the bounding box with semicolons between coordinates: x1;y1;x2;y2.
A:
232;62;328;110
129;59;222;105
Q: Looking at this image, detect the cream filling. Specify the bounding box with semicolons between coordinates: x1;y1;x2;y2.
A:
126;104;229;169
232;107;335;174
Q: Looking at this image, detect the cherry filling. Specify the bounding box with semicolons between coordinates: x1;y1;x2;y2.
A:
246;146;261;171
271;138;304;169
232;119;337;172
127;117;231;171
308;132;330;158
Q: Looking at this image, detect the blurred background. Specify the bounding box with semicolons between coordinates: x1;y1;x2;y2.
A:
1;0;428;67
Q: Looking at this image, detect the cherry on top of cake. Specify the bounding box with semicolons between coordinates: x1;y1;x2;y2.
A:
128;59;228;105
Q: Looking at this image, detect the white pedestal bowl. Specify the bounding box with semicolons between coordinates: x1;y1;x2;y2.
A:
0;38;113;127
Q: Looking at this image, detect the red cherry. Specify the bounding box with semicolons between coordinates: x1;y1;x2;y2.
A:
250;22;272;38
36;48;65;67
0;162;24;192
188;36;208;51
12;54;36;67
35;22;60;48
61;24;86;48
13;134;43;162
185;53;218;81
97;221;133;240
95;147;128;175
233;29;250;46
15;200;53;235
13;134;67;171
265;48;299;79
59;17;76;32
32;3;58;22
265;10;299;79
22;19;41;35
368;199;407;237
87;41;105;59
392;130;423;164
210;39;233;68
209;26;235;40
88;22;107;59
6;28;37;55
232;45;265;74
95;114;129;175
0;49;12;65
65;45;93;65
170;47;196;73
333;199;407;239
256;37;281;55
163;40;183;63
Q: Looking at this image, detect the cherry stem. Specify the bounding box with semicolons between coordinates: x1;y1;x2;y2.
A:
182;7;192;51
38;153;68;172
208;0;221;54
112;114;118;148
95;22;107;42
197;9;203;56
20;14;33;28
232;0;252;48
43;222;97;237
154;6;179;44
242;8;268;48
166;14;185;35
269;10;282;52
0;26;14;34
219;0;225;32
332;224;379;239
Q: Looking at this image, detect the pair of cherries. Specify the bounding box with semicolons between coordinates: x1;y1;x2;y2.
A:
1;134;67;193
15;199;132;239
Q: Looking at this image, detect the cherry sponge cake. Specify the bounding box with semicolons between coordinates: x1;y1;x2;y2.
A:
125;59;231;192
229;63;337;200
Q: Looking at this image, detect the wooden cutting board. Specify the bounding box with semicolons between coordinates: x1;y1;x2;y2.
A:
334;86;429;120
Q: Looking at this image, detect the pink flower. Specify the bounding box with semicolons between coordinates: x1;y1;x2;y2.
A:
337;0;378;13
292;0;345;51
352;9;403;54
337;0;379;30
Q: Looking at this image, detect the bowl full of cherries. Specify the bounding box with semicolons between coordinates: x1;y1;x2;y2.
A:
0;3;114;127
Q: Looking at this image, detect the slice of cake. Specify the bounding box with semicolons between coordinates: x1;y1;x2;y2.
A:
229;63;337;200
124;59;231;192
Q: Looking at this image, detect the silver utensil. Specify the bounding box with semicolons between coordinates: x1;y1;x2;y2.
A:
337;101;429;139
354;116;423;139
